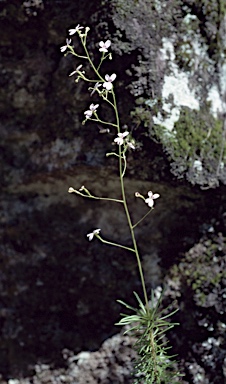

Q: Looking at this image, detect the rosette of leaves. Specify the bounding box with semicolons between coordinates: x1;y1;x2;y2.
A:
116;291;181;384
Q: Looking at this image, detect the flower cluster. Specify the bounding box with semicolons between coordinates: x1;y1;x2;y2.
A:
60;25;90;54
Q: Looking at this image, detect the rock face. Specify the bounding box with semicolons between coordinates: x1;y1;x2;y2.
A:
164;230;226;383
111;0;226;188
1;0;226;382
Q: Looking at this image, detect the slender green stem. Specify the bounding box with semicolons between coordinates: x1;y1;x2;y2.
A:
81;39;105;83
132;208;153;229
112;90;149;309
96;235;135;253
80;76;101;83
100;95;115;108
97;55;105;71
150;330;158;379
122;152;127;178
88;118;118;127
67;46;87;59
106;152;123;159
71;189;123;203
97;52;111;71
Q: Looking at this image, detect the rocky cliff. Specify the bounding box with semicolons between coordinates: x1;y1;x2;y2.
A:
1;0;226;382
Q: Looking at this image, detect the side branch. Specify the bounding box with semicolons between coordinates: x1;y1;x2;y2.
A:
132;208;153;229
96;234;135;253
68;187;123;203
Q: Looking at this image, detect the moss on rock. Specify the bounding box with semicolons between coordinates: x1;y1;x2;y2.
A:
157;107;225;187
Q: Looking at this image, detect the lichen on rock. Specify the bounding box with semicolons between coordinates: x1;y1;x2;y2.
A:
111;0;226;187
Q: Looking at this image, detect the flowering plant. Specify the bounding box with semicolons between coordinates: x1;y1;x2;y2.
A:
61;25;180;383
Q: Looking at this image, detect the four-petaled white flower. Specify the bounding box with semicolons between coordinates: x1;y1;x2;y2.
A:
84;103;99;119
69;24;84;35
60;38;72;52
69;65;83;76
87;229;101;241
103;73;116;90
99;40;111;52
145;191;160;208
114;131;129;146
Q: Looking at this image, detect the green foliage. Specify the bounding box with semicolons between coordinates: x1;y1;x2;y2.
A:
117;292;181;383
132;101;225;170
168;108;224;165
131;105;153;128
147;106;225;186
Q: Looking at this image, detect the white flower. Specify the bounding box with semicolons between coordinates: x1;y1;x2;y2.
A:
114;131;129;146
69;65;84;76
145;191;160;208
127;141;135;150
99;40;111;52
87;229;101;241
84;103;99;119
103;73;116;90
60;38;72;52
69;24;84;35
90;82;101;96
